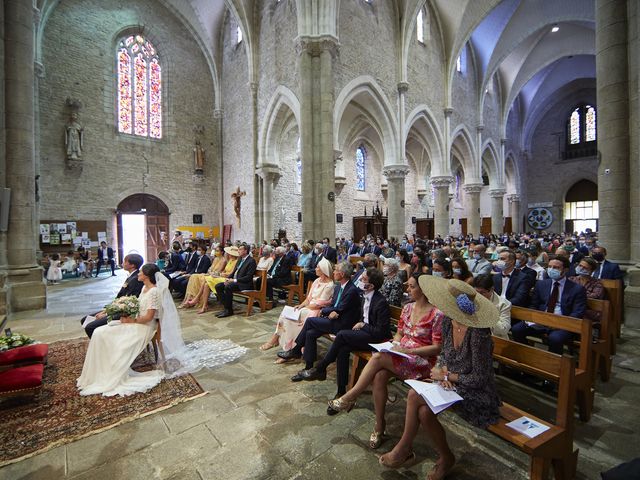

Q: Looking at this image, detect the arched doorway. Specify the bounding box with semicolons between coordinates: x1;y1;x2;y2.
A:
564;179;598;233
116;194;169;264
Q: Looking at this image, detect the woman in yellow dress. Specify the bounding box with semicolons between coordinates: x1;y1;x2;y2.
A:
180;244;227;308
186;246;239;314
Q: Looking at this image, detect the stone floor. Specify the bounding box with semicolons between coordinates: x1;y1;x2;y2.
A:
1;272;639;480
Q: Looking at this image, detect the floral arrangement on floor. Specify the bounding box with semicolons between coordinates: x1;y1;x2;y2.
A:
0;333;35;352
104;295;140;322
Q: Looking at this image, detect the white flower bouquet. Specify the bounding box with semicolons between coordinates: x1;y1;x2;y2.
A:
0;333;35;352
104;295;140;322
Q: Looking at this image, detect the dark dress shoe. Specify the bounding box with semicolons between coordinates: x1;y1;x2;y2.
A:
277;350;302;360
216;310;233;318
302;367;326;381
290;370;306;382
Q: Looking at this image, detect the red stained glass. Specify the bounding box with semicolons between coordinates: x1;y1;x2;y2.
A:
117;49;132;134
134;54;148;136
149;59;162;139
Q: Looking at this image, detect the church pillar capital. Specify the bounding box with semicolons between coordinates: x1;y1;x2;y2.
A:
430;175;453;189
383;165;409;180
463;183;483;195
295;35;340;58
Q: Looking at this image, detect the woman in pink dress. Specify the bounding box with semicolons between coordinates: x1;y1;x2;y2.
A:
259;258;335;360
326;273;444;449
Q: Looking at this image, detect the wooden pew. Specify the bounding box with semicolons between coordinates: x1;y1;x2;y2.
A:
283;265;305;306
600;278;623;344
233;269;272;316
490;337;578;480
511;306;594;422
585;298;613;382
348;256;364;267
346;305;403;391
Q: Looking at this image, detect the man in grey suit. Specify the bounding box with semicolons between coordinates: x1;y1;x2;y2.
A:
466;244;493;277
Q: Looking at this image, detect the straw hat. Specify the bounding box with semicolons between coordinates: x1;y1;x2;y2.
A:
419;276;499;328
317;258;333;278
224;245;240;257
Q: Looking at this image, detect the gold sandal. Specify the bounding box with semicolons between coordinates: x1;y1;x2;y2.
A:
378;451;416;469
369;430;387;449
327;397;356;414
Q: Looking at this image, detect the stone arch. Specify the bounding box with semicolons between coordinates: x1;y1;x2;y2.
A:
258;86;301;168
504;151;520;194
405;105;445;177
334;76;398;166
481;139;500;187
450;124;477;180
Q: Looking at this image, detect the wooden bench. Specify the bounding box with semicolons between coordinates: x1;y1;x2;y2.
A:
600;278;623;345
490;336;578;480
233;270;272;316
348;256;364;266
511;306;594;422
283;265;306;306
584;298;613;382
346;304;403;390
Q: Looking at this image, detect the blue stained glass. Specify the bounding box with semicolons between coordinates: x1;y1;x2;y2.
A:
356;146;366;191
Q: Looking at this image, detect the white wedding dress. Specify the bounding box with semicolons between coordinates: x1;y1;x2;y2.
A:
77;287;164;396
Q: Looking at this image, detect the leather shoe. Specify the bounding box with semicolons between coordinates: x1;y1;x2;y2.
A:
291;367;327;382
277;350;301;360
216;310;233;318
290;370;306;382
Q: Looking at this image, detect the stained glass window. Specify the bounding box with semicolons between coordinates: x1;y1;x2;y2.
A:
586;105;596;142
417;9;424;43
455;171;461;201
117;35;161;139
296;157;302;194
356;146;366;191
569;108;580;144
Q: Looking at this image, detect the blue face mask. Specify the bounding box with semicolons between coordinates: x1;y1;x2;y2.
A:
452;268;462;276
575;266;591;276
432;271;444;278
473;254;482;260
547;268;563;280
494;260;507;272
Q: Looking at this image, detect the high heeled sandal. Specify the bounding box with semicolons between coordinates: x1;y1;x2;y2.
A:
327;397;356;414
378;451;416;469
259;341;278;351
369;430;387;449
427;456;455;480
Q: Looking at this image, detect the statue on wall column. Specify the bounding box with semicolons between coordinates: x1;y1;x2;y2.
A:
65;112;83;160
193;140;205;174
231;186;246;226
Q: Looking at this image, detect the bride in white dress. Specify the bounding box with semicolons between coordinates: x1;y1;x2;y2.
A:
78;263;247;397
77;264;164;396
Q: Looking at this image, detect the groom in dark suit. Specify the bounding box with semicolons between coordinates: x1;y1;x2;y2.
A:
278;261;361;367
215;243;257;318
95;241;116;276
291;267;391;397
81;253;144;337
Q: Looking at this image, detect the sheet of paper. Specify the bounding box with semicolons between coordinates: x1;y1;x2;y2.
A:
39;224;50;235
505;416;551;438
82;315;97;328
282;305;301;321
369;341;414;359
405;379;463;414
41;234;50;244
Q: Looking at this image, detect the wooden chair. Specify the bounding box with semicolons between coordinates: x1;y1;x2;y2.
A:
234;269;271;316
283;265;305;306
490;337;578;480
511;306;594;421
150;320;165;365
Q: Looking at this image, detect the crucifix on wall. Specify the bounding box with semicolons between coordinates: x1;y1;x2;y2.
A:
231;186;246;227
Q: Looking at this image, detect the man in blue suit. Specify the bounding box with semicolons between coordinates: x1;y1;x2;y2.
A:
591;246;624;280
511;256;586;354
278;261;361;366
291;268;391;399
492;250;532;308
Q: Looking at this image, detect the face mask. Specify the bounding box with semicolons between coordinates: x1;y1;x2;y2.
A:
383;242;389;248
565;245;575;252
575;266;591;276
395;256;401;262
489;243;496;248
452;268;462;276
494;260;507;272
547;268;562;280
215;251;222;257
382;266;390;275
515;260;522;268
527;258;536;267
473;254;482;260
432;271;444;277
592;253;605;262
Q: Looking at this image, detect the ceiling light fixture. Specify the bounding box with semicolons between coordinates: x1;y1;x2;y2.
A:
551;25;559;33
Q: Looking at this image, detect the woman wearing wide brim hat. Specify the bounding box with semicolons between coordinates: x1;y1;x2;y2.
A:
186;245;240;313
379;277;501;480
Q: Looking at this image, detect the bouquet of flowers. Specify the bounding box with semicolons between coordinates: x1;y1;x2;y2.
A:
104;295;140;322
0;333;35;352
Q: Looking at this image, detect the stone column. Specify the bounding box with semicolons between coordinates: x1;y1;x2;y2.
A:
257;165;281;241
2;1;45;311
508;194;521;232
596;0;629;260
214;108;224;239
431;176;453;238
383;166;409;239
489;189;506;234
463;183;483;237
297;36;338;241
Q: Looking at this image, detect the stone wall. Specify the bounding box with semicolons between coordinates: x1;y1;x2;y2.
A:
38;0;218;249
526;88;598;232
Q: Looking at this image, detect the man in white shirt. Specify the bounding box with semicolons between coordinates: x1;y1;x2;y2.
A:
95;241;115;277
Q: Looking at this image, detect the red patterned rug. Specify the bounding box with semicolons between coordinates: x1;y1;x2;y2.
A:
0;338;206;466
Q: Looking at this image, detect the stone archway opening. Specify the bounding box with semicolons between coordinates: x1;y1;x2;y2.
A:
116;194;170;264
564;179;598;234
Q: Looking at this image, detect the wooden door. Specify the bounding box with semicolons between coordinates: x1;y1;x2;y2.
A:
353;217;368;241
459;218;468;237
146;215;168;262
415;219;434;239
504;217;513;234
481;217;492;235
